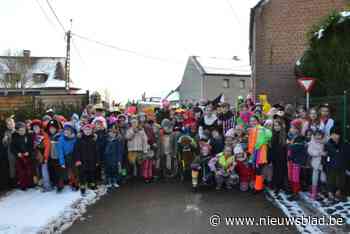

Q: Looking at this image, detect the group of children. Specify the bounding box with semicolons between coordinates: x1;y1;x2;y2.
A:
0;96;349;203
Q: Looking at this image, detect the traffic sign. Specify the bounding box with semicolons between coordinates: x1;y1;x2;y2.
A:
297;77;316;93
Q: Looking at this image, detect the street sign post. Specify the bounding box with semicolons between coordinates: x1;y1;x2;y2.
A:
297;77;316;110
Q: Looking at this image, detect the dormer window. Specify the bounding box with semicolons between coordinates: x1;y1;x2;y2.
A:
33;73;48;84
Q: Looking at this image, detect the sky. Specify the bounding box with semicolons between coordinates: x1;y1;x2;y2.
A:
0;0;260;103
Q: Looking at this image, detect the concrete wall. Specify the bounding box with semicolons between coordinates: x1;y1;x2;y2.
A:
203;75;251;105
251;0;347;103
179;58;203;102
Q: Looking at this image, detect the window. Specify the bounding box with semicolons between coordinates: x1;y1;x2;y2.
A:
223;79;230;88
240;79;246;89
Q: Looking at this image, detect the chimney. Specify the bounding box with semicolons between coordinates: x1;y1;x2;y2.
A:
23;50;31;66
23;50;31;58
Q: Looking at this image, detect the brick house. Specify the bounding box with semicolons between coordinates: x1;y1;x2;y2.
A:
249;0;348;103
178;56;251;105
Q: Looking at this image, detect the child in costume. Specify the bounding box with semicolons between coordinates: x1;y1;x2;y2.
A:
139;113;156;183
57;123;78;192
31;119;52;191
234;144;253;192
307;130;326;200
209;146;238;190
104;126;124;189
236;104;253;130
287;119;308;200
160;119;177;178
247;115;272;193
126;118;148;178
74;124;99;195
177;135;197;181
46;119;61;188
10;122;34;190
191;142;213;192
217;103;235;135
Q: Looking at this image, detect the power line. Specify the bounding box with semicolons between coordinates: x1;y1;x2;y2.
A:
72;33;184;65
46;0;66;33
35;0;61;35
71;38;87;65
225;0;242;27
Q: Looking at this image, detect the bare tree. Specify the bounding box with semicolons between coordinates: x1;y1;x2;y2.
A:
0;49;31;91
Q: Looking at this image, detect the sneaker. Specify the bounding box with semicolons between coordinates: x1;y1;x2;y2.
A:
112;183;120;188
216;185;222;191
106;184;112;189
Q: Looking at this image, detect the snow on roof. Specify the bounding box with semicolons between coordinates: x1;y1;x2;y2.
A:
28;58;66;88
167;91;179;101
0;57;68;89
194;56;251;76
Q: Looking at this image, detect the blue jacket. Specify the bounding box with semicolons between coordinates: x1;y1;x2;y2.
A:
58;134;77;166
104;137;124;165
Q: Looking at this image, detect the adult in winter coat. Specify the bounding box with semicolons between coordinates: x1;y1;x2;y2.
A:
10;122;34;190
74;124;99;194
2;117;16;188
269;119;288;194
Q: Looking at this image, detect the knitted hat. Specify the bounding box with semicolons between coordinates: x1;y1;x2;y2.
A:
63;123;77;135
31;119;42;129
290;119;303;131
15;122;26;130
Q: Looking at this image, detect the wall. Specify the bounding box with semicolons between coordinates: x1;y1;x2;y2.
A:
0;93;88;112
203;75;251;105
252;0;348;103
179;58;203;102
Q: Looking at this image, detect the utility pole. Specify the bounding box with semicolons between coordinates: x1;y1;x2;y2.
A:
65;19;72;90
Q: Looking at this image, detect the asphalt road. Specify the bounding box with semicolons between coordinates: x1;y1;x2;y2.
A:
65;181;298;234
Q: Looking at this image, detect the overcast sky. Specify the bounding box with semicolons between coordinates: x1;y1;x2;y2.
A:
0;0;259;102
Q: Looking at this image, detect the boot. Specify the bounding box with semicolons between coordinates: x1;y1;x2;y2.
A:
310;186;317;200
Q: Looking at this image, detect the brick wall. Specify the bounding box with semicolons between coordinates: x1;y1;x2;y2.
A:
252;0;348;103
